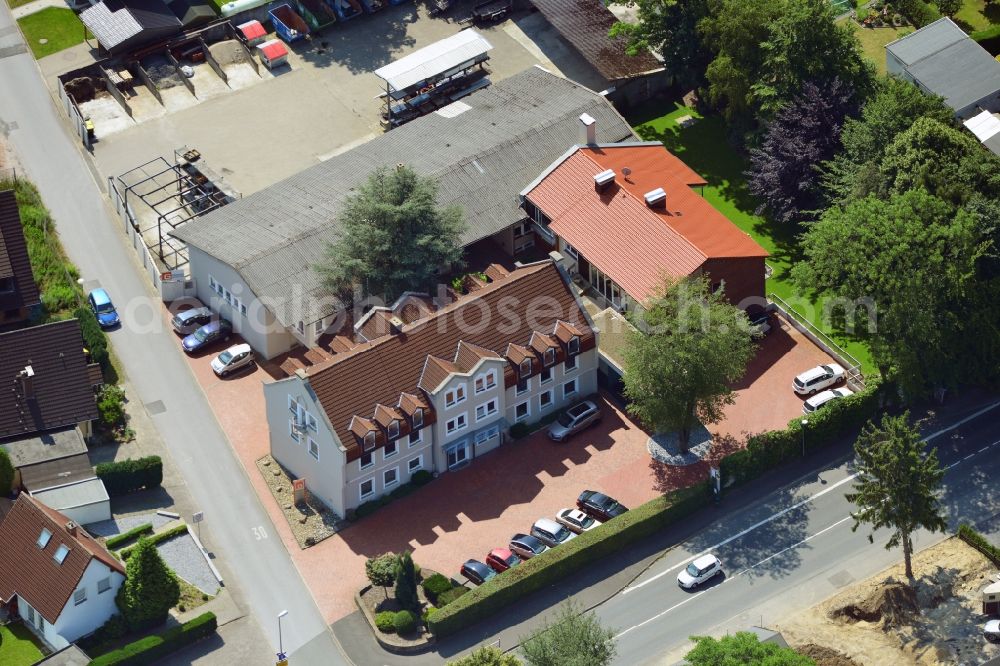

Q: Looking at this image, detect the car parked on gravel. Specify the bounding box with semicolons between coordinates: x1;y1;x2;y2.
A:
461;559;496;586
509;533;548;560
803;386;854;414
792;363;845;395
576;490;628;522
485;548;521;573
556;508;601;534
531;518;576;548
677;554;723;589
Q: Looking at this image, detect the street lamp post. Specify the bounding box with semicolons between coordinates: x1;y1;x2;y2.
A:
801;419;809;457
277;610;288;661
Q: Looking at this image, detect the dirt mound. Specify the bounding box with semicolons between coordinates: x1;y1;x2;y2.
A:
829;581;920;627
798;644;863;666
209;40;247;67
64;77;97;103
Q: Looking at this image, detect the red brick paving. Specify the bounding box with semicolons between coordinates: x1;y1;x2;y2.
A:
173;306;838;624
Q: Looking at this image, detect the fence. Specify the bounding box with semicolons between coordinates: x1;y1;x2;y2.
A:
107;176;164;294
57;83;91;149
768;293;866;390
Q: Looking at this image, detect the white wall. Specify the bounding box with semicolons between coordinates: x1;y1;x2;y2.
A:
54;559;124;644
58;500;111;526
18;596;66;651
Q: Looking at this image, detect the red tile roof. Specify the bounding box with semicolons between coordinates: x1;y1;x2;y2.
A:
525;144;767;303
0;495;124;623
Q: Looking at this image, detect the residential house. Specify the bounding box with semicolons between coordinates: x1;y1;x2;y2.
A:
519;139;769;317
79;0;183;56
264;259;598;517
0;189;41;330
171;66;635;360
0;494;126;650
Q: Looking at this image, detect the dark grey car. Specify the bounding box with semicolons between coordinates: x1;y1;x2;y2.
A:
547;400;601;442
171;307;214;335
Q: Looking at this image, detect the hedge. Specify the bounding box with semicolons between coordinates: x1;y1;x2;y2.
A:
75;307;111;375
105;523;153;550
393;610;417;634
353;476;427;520
421;573;453;600
87;612;217;666
957;524;1000;567
375;611;395;633
428;482;711;637
120;524;188;560
96;456;163;496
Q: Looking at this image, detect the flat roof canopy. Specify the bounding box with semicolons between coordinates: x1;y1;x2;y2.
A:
375;29;493;92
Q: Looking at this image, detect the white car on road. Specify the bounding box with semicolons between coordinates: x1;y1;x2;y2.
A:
803;387;854;414
677;554;723;589
793;363;845;395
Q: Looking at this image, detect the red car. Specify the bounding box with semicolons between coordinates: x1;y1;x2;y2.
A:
485;547;521;573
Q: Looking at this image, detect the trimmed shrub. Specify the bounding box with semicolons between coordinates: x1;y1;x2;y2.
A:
75;306;110;373
436;586;468;607
411;469;433;486
88;612;217;666
105;523;153;550
116;537;180;631
393;610;417;635
421;606;438;624
421;573;453;600
374;611;396;633
96;456;163;496
509;422;530;440
0;449;13;497
365;553;398;590
395;551;419;610
390;483;416;501
96;384;128;430
958;524;1000;567
120;524;188;560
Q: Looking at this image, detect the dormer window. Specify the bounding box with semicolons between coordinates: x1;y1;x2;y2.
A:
363;432;376;451
474;370;497;394
543;348;555;367
388;420;399;439
53;544;70;564
412;408;423;429
568;336;580;355
37;528;52;549
519;358;532;377
445;385;466;408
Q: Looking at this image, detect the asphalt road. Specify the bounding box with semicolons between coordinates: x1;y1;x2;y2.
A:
597;403;1000;666
0;13;345;663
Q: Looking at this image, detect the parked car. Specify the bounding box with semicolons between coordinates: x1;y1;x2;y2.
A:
547;400;601;442
792;363;845;395
576;490;628;522
556;508;601;534
171;306;213;335
461;559;496;586
677;554;723;589
181;319;232;354
509;533;549;560
745;305;772;338
985;619;1000;643
211;343;255;377
485;548;521;573
531;518;576;548
88;288;120;329
803;387;854;414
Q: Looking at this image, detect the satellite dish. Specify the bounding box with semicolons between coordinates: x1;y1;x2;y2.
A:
622;167;632;179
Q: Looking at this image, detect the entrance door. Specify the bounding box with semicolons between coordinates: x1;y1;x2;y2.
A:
447;441;470;469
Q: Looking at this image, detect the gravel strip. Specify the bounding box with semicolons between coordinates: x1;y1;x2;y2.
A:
156;532;219;596
87;511;172;537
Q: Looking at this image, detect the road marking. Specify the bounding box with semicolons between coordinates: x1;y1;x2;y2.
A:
614;590;709;639
730;516;853;578
252;526;268;540
622;402;1000;595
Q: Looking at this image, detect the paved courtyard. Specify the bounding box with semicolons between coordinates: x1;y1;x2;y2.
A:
170;303;841;623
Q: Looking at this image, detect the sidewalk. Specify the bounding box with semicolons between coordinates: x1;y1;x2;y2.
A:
11;0;70;19
331;389;1000;665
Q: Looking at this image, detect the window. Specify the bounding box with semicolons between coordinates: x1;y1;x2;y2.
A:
388;420;399;439
515;402;529;422
568;336;580;354
98;577;111;594
408;456;423;473
408;429;422;448
516;377;529;395
475;399;498;421
37;528;51;549
308;438;319;460
53;544;69;564
240;303;248;317
360;452;373;470
288;419;300;443
384;440;398;459
447;442;470;469
209;275;217;292
563;242;579;260
446;414;468;435
360;479;374;501
364;432;376;451
563;379;578;398
513;221;530;238
543;348;556;367
474;370;497;394
445;385;467;408
314;318;325;336
475;424;500;445
74;588;87;605
224;289;232;305
297;320;305;334
540;367;552;385
412;409;423;428
539;390;553;409
384;467;399;489
288;395;300;415
564;354;578;372
306;412;317;432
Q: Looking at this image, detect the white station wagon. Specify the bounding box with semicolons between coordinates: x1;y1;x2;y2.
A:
803;387;854;414
792;363;845;395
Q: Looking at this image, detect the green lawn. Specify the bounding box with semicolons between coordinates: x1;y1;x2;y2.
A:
5;0;39;8
0;623;45;666
954;0;1000;32
847;22;909;74
17;7;87;59
627;102;874;373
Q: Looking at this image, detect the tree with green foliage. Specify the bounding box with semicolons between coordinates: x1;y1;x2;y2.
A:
317;165;465;303
96;384;127;430
394;551;419;610
609;0;712;90
623;276;755;454
365;552;398;593
519;600;616;666
685;632;815;665
448;646;522;665
935;0;961;16
0;449;14;497
792;189;987;397
846;412;947;579
116;537;181;630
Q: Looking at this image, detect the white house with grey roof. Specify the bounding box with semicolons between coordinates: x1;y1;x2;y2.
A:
171;66;636;360
886;17;1000;119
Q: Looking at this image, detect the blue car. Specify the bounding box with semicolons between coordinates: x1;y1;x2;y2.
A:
182;319;232;354
88;288;120;329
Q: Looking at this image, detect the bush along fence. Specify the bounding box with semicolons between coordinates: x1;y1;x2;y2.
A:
120;524;189;560
957;524;1000;567
350;469;433;521
96;456;163;496
104;523;153;550
429;382;885;639
87;612;217;666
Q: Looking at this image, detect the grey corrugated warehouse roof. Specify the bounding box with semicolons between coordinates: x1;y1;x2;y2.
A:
172;66;636;328
887;17;1000;113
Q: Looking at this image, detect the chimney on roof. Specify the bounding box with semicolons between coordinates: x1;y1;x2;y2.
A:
389;315;405;333
594;169;616;192
579;113;597;146
65;521;77;537
644;187;667;209
17;365;35;401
